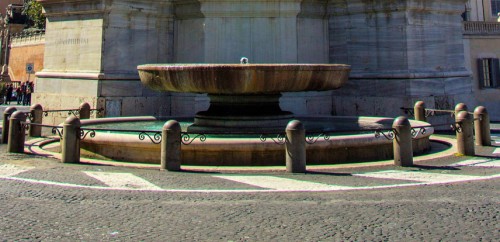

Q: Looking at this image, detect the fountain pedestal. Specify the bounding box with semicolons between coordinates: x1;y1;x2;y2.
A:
189;94;293;133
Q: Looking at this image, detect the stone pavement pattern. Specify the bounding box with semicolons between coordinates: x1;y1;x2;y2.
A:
0;135;498;240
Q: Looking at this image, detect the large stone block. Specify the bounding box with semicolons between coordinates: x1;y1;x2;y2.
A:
174;0;328;64
329;0;468;76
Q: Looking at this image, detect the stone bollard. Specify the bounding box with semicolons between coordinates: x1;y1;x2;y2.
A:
2;107;17;144
62;116;81;163
455;111;475;156
392;116;413;167
29;104;43;137
285;120;306;173
161;120;181;171
414;101;426;122
79;102;91;119
473;106;491;146
7;111;27;153
454;103;468;116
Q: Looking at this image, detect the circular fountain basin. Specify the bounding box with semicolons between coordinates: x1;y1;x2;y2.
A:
138;64;351;94
75;116;434;166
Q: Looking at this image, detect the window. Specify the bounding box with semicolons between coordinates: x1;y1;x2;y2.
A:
478;58;500;88
492;0;500;16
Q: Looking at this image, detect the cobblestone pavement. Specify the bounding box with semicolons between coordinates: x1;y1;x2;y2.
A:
0;135;498;241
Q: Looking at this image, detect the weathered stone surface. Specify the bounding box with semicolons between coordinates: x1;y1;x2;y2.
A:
35;0;174;118
138;64;350;94
174;0;327;64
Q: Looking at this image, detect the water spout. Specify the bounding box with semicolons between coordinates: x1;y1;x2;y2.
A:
240;57;249;64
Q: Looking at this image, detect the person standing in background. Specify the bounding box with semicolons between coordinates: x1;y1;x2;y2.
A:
15;86;22;104
20;82;26;105
6;84;13;105
25;81;33;106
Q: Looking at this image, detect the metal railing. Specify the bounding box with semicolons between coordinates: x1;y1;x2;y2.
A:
41;108;103;117
77;124;438;145
21;122;63;139
400;107;456;118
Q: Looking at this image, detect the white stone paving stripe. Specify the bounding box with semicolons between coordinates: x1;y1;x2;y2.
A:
1;173;499;193
83;172;162;190
493;148;500;156
0;164;30;178
214;175;352;191
451;159;500;168
354;170;482;184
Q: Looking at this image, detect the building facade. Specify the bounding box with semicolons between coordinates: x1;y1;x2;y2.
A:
1;1;26;82
463;0;500;120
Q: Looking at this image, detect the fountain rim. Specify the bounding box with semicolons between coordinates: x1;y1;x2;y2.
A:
37;115;440;167
137;63;351;71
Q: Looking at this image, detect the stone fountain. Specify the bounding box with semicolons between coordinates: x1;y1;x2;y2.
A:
32;0;443;167
37;61;434;166
138;63;350;133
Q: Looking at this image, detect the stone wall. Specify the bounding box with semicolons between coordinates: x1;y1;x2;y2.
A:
328;0;474;120
8;33;45;82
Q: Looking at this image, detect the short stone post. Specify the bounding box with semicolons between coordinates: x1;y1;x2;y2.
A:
7;111;27;153
414;101;426;122
455;111;475;156
79;102;91;119
2;107;17;144
285;120;306;173
454;103;468;116
473;106;491;146
61;116;81;163
161;120;181;171
392;116;413;167
29;104;43;137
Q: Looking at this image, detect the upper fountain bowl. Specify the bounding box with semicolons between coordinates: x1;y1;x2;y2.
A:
137;64;351;94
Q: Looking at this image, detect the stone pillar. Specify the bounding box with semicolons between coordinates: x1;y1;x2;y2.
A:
455;111;475;156
62;116;81;163
79;102;91;120
29;104;43;137
35;0;174;118
454;103;468;116
473;106;491;146
285;120;306;173
2;107;17;144
161;120;181;171
392;116;413;167
7;111;26;153
414;101;426;122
